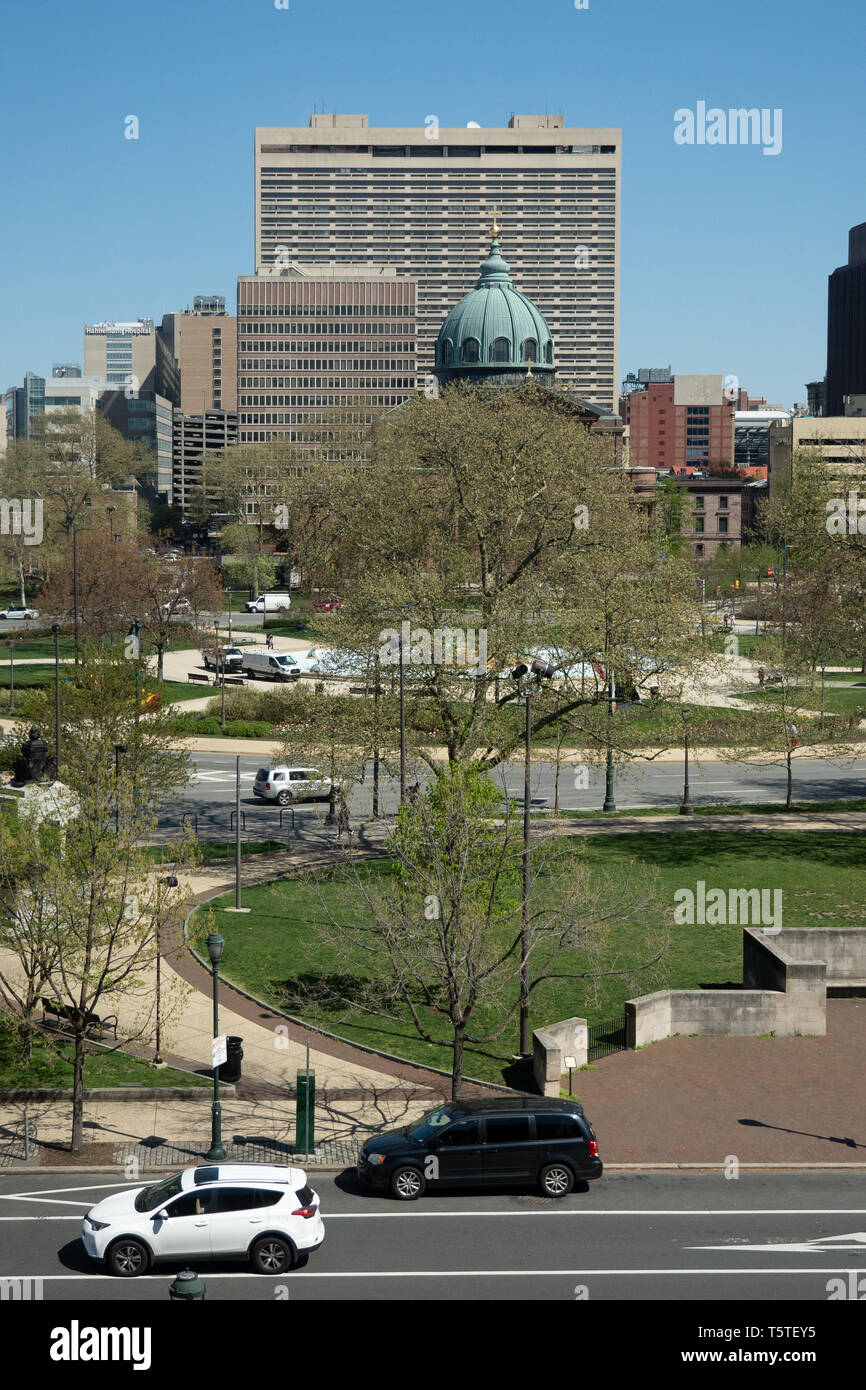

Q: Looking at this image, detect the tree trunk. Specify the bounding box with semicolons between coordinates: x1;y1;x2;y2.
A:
554;744;561;814
18;558;25;607
786;749;793;809
71;1031;86;1154
157;642;165;684
451;1027;466;1100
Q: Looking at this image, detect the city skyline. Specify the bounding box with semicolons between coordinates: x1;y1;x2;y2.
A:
2;0;864;408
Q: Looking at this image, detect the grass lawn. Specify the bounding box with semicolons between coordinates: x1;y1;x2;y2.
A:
743;686;866;716
536;798;866;820
144;840;285;864
191;831;866;1085
0;637;75;659
0;1017;209;1089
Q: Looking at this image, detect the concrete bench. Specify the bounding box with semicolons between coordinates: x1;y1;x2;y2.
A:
188;671;211;683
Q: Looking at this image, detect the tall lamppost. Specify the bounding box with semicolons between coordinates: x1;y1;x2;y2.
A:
7;640;14;714
155;874;178;1066
602;664;617;814
511;657;555;1056
113;743;126;831
71;494;92;665
399;625;407;804
679;706;694;815
206;932;227;1160
107;505;116;540
51;622;62;775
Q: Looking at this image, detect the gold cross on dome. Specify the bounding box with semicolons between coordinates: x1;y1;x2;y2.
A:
489;205;501;237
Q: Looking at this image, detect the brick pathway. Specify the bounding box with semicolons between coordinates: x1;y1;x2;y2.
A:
571;998;866;1164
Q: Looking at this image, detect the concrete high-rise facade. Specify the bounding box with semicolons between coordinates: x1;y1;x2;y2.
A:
83;319;158;395
157;296;238;413
172;408;239;518
255;113;619;411
826;222;866;417
236;263;416;447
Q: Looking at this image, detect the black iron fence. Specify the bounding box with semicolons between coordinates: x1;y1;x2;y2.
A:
588;1015;628;1062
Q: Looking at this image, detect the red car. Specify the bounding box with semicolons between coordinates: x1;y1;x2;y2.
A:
312;596;341;613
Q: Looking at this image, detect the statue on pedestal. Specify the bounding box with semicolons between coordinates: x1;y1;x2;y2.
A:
10;727;57;787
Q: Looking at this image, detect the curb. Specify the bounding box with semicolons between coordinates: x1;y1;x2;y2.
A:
4;1162;866;1175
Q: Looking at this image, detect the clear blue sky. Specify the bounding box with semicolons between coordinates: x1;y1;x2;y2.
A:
2;0;862;407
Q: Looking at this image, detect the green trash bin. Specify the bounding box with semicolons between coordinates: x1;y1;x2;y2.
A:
296;1070;315;1156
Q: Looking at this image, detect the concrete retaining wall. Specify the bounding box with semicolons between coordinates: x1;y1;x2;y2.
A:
770;928;866;984
532;1017;588;1097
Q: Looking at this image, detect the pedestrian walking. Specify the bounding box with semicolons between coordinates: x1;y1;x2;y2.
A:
337;795;352;839
266;633;274;650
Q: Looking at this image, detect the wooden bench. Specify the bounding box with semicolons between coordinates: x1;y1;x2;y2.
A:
213;674;246;687
188;670;211;683
41;998;118;1039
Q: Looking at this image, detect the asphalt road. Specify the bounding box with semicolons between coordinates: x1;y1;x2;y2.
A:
0;1171;863;1302
154;752;866;839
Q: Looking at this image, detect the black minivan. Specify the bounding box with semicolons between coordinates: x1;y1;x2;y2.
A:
357;1097;602;1200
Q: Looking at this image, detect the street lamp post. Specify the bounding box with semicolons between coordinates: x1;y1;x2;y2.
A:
219;650;226;732
755;570;761;638
51;622;61;775
399;627;407;805
602;666;617;814
206;932;227;1160
155;874;178;1066
679;706;694;815
511;658;555;1056
8;640;14;714
107;505;116;539
113;743;126;831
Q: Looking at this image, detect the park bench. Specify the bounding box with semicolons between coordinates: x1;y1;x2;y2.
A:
40;998;118;1039
213;674;246;687
188;670;211;683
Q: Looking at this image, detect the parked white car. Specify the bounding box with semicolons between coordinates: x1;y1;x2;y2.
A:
81;1162;324;1277
253;766;333;805
244;593;292;614
0;604;38;621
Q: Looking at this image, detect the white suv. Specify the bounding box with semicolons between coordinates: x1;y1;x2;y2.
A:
81;1162;324;1277
253;766;332;805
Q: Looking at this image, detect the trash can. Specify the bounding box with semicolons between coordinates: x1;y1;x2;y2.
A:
222;1036;243;1083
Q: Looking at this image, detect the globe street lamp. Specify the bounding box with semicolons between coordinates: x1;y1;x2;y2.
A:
206;932;227;1160
155;874;179;1066
51;622;62;775
511;657;555;1056
679;706;694;815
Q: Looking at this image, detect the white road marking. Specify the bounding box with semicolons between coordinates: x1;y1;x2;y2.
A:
689;1230;866;1253
2;1205;866;1219
0;1268;863;1281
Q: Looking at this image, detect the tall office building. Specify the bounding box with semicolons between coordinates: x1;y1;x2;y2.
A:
236;263;416;449
627;375;735;473
83;319;158;394
826;222;866;417
254;113;619;411
157;295;238;413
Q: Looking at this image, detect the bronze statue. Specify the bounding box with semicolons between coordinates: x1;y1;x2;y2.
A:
11;727;57;786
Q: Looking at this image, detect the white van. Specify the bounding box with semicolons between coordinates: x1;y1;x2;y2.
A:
241;649;302;682
245;593;292;614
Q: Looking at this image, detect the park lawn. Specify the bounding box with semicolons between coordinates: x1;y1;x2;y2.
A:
743;686;866;716
144;840;285;864
192;831;866;1085
0;1017;209;1090
539;798;866;820
0;637;75;659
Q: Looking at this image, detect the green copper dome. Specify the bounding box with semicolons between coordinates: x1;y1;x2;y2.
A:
435;234;555;386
